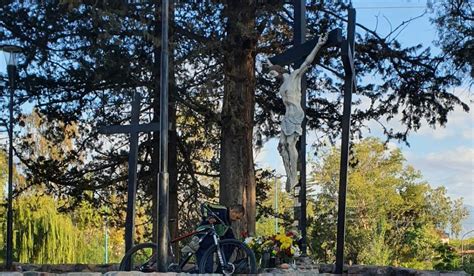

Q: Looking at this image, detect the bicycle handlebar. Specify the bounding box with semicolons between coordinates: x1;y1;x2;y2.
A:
202;204;227;226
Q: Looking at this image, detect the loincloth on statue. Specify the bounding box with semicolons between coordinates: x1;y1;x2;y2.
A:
281;117;303;136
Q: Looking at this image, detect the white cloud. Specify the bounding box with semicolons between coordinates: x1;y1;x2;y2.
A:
425;147;474;169
362;88;473;143
403;146;474;203
418;125;451;140
415;91;473;140
254;138;286;176
386;141;399;152
462;128;473;140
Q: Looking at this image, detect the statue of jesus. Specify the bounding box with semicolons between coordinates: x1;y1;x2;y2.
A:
268;33;328;192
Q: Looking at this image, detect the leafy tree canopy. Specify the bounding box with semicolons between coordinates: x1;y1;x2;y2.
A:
309;138;469;268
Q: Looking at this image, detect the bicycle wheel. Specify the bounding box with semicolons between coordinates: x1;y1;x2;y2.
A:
119;242;157;272
198;239;257;274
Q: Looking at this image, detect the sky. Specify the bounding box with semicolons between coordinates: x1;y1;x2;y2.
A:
1;0;472;232
255;0;474;233
355;1;473;205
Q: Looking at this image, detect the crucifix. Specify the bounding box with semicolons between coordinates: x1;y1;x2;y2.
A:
268;3;356;274
269;27;342;257
98;93;159;267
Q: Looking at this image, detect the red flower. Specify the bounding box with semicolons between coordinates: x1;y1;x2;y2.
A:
240;231;248;238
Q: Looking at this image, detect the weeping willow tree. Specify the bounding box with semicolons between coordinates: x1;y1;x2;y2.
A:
8;192;119;264
0;191;124;264
13;194;77;263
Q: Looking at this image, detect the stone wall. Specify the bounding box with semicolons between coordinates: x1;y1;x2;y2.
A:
0;263;470;275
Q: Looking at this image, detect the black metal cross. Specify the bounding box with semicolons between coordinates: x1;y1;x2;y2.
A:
98;93;159;263
269;28;342;66
335;7;356;275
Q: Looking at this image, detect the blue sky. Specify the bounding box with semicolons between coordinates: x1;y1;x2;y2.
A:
255;0;473;232
354;0;473;204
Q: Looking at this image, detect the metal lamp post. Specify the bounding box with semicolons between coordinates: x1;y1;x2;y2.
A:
2;45;22;270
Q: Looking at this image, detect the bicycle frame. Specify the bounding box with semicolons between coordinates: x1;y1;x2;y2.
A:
196;205;233;271
168;226;213;271
123;204;234;272
169;224;230;273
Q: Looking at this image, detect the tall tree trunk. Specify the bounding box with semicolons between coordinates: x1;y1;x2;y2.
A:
219;0;257;236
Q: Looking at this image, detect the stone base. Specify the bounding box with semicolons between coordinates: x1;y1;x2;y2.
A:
0;264;119;274
0;262;470;275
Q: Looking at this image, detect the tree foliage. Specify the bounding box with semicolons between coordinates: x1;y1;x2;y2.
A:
309;138;469;268
0;190;124;264
0;114;128;264
431;0;473;82
433;243;461;271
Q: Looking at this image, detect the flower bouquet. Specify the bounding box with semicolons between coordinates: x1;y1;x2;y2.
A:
244;231;301;267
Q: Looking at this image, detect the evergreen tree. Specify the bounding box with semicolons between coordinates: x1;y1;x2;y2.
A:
431;0;473;81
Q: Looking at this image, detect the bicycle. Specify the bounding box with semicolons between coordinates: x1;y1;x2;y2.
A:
119;205;257;274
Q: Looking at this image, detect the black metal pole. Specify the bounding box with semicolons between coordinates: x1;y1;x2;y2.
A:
294;0;307;255
123;94;141;270
335;7;356;275
6;64;16;270
157;0;170;272
347;8;356;62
